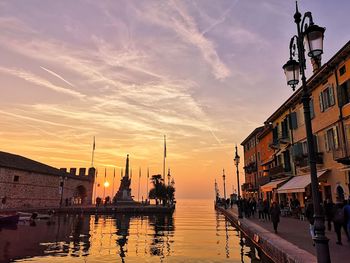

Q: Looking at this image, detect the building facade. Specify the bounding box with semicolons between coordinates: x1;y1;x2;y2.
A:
240;41;350;206
241;126;263;198
0;151;95;209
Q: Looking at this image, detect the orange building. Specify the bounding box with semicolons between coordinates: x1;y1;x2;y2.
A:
241;126;263;198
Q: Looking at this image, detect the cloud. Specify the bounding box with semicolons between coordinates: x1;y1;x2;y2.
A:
132;0;231;80
0;66;85;99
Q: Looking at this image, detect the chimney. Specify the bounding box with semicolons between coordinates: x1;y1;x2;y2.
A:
311;55;321;73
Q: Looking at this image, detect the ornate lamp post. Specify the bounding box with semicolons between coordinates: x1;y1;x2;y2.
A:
282;2;330;262
222;169;227;201
234;145;243;218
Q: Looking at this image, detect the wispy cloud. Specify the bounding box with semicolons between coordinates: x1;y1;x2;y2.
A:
0;66;85;99
132;0;231;80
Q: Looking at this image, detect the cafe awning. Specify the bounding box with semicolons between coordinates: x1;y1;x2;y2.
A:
277;170;328;194
260;178;289;192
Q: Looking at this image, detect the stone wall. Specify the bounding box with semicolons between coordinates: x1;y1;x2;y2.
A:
0;167;94;209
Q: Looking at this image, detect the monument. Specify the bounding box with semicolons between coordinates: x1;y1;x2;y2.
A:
114;154;134;202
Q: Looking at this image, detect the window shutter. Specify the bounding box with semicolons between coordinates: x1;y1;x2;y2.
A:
333;126;339;149
319;93;324;112
324;133;329;152
329;85;335;106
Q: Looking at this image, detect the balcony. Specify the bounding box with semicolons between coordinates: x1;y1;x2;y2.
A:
333;144;350;165
243;162;257;174
268;164;291;178
295;152;324;167
257;176;270;187
278;132;290;144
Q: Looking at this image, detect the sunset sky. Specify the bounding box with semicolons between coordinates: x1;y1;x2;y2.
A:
0;0;349;199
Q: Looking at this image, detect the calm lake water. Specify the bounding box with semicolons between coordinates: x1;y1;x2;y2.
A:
0;199;271;263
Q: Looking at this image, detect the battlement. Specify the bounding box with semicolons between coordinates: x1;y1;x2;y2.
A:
60;167;96;177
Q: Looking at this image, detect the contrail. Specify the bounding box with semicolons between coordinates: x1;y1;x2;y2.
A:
209;128;222;145
40;66;75;88
202;0;239;36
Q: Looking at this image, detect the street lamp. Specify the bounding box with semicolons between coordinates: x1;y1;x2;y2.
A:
222;169;227;202
234;145;243;218
282;2;329;262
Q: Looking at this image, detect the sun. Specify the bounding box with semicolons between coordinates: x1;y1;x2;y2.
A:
104;181;110;188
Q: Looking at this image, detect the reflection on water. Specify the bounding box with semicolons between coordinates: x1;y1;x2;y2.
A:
0;200;272;262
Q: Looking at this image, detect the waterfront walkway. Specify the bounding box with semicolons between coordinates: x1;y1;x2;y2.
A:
224;206;350;263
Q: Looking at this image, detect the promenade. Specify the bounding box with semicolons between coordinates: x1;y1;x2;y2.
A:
221;206;350;263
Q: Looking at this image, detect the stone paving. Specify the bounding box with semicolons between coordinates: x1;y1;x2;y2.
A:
226;206;350;263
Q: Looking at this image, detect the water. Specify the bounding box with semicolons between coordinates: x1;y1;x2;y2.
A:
0;199;271;263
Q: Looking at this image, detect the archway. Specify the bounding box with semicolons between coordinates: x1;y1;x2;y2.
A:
74;185;87;205
336;185;345;201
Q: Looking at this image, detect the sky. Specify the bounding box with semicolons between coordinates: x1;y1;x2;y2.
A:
0;0;349;199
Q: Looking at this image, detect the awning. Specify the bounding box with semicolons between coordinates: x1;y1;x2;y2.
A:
260;178;289;192
277;170;328;194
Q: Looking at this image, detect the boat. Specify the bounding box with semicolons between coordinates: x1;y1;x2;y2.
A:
18;212;52;221
0;214;20;225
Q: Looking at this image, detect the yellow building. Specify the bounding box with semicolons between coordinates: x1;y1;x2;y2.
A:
252;41;350;206
277;41;350;205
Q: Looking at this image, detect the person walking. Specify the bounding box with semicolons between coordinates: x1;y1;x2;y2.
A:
344;198;350;242
270;202;281;233
257;198;264;221
332;197;345;245
263;199;270;221
305;198;315;245
324;198;334;231
251;198;257;218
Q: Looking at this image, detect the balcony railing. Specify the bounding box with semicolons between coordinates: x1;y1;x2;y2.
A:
278;131;290;144
295;152;324;167
268;164;291;177
333;144;350;165
244;162;257;174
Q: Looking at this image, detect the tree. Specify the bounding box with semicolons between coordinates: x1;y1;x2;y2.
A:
149;174;175;205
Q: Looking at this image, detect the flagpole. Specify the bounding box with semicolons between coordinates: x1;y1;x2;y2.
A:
93;169;98;204
91;136;95;167
112;168;115;198
147;168;149;201
103;168;106;201
138;167;141;202
163;135;166;181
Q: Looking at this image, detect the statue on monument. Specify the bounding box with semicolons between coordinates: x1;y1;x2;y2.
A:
114;154;133;202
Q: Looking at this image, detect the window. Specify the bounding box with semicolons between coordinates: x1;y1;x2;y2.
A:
13;175;19;182
339;65;346;76
324;126;339;151
257;152;260;163
319;85;335;111
302;141;308;155
281;117;289;139
289;112;298;130
339;80;350;106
